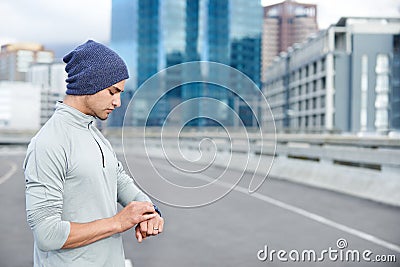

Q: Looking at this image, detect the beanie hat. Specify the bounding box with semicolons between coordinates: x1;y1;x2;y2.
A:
63;40;129;95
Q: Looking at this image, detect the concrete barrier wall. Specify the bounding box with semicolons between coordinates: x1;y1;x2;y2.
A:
118;134;400;207
2;130;399;206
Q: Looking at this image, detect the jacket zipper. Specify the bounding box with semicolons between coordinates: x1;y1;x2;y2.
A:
88;122;105;168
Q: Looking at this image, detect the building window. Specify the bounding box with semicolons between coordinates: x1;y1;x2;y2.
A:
321;114;325;127
307;83;312;93
313;114;317;126
320;96;325;108
301;85;306;95
290;87;296;97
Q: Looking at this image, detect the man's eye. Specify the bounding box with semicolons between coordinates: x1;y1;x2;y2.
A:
109;90;115;96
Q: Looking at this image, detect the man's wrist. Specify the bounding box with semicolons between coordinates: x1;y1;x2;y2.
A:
109;216;122;234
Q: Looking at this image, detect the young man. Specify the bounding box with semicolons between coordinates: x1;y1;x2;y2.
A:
24;40;164;266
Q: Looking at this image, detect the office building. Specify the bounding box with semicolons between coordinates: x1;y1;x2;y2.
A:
29;62;67;125
262;0;318;82
0;43;54;82
262;17;400;135
110;0;262;127
0;81;41;130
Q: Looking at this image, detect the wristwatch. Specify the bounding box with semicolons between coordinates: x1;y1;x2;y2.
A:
153;204;162;217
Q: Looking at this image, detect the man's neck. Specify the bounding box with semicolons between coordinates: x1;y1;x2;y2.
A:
63;95;91;115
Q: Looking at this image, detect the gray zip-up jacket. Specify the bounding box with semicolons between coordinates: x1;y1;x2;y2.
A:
24;102;151;267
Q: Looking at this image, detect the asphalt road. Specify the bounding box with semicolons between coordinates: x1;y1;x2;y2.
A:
0;150;399;267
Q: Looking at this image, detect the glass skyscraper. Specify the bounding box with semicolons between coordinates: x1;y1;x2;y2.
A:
109;0;262;127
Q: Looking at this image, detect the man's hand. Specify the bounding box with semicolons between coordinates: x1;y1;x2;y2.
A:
135;214;164;242
113;201;156;233
62;202;156;249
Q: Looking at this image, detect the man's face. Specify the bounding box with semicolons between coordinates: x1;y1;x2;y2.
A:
84;80;126;120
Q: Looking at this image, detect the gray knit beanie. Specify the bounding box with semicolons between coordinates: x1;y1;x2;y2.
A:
63;40;129;95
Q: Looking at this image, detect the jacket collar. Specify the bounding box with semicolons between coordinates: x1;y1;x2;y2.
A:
55;101;96;128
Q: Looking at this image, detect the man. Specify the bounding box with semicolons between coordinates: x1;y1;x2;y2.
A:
24;40;164;266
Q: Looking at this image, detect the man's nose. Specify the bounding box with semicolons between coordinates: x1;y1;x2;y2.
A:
112;94;121;108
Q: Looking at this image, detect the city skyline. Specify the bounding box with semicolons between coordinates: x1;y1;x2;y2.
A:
0;0;399;48
108;0;263;127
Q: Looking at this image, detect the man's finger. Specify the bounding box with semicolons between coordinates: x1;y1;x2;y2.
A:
158;218;164;233
142;213;157;221
135;227;143;243
140;221;147;233
147;219;154;235
129;201;154;213
140;206;155;216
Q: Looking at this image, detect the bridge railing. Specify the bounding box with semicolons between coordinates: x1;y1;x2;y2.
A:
1;129;399;205
114;129;400;206
126;131;400;172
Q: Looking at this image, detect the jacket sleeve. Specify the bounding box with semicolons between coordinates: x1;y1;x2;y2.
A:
23;137;70;252
116;161;151;207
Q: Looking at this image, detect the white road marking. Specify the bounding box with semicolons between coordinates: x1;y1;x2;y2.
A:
154;162;400;253
0;161;18;185
125;259;133;267
234;186;400;254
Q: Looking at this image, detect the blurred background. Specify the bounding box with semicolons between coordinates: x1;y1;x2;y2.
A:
0;0;399;266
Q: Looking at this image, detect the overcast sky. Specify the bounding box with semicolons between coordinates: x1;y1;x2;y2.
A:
0;0;399;48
